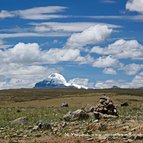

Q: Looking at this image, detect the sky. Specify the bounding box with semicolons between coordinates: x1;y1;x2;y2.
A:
0;0;143;89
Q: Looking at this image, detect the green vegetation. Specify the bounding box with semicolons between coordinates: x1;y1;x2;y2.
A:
0;88;143;143
0;88;143;103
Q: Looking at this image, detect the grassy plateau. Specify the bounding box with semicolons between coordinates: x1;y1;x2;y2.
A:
0;88;143;143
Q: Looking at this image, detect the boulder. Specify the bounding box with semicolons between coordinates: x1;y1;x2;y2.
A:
64;109;89;121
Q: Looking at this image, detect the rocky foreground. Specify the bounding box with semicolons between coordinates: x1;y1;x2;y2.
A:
0;96;143;143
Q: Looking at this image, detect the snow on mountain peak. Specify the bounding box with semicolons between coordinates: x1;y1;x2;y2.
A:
34;73;89;89
48;73;67;84
48;73;71;86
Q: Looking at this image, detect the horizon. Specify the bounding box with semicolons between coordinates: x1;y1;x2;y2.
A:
0;0;143;89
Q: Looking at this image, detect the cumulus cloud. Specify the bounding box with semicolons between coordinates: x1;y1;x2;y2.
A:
102;63;143;76
0;42;82;65
132;72;143;88
93;56;121;68
95;80;131;89
44;48;81;64
68;78;94;89
75;55;94;65
95;71;143;89
103;68;117;75
126;0;143;14
90;39;143;60
0;64;59;89
123;63;143;75
65;25;112;49
8;43;41;64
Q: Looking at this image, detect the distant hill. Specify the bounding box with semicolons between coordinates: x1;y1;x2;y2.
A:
111;86;120;89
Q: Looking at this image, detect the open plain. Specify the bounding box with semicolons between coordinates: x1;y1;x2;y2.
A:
0;88;143;143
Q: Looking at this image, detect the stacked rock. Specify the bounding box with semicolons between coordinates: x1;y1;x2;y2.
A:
95;96;118;116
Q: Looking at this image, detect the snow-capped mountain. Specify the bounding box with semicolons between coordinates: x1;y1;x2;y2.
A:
34;73;88;89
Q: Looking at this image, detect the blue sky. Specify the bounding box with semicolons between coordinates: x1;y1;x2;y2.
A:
0;0;143;89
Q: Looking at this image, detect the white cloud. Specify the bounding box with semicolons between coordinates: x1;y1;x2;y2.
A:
102;63;143;76
126;0;143;14
75;55;94;65
103;68;117;75
93;56;121;68
68;78;94;89
90;39;143;60
95;80;131;89
33;22;97;33
0;40;12;49
32;22;119;33
101;0;117;3
0;41;83;89
0;42;82;65
19;14;67;20
0;40;3;46
44;48;81;64
132;73;143;88
18;6;66;15
0;64;59;89
0;32;70;39
65;24;112;49
0;23;119;39
81;15;143;21
95;72;143;89
95;80;112;89
0;6;68;20
7;43;41;64
123;63;143;75
125;0;143;21
0;10;14;19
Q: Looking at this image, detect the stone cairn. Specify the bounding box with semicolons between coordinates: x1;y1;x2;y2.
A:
94;96;118;119
64;95;118;121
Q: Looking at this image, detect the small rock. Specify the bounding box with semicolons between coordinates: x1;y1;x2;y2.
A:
87;137;94;141
32;125;39;131
135;134;143;140
23;134;28;138
34;134;41;137
62;122;67;128
16;109;21;113
124;139;134;143
121;102;129;107
121;126;130;131
11;117;28;125
94;111;118;120
61;102;69;107
32;122;51;132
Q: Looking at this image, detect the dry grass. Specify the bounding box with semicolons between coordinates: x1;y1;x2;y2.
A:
1;136;143;143
0;88;143;143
